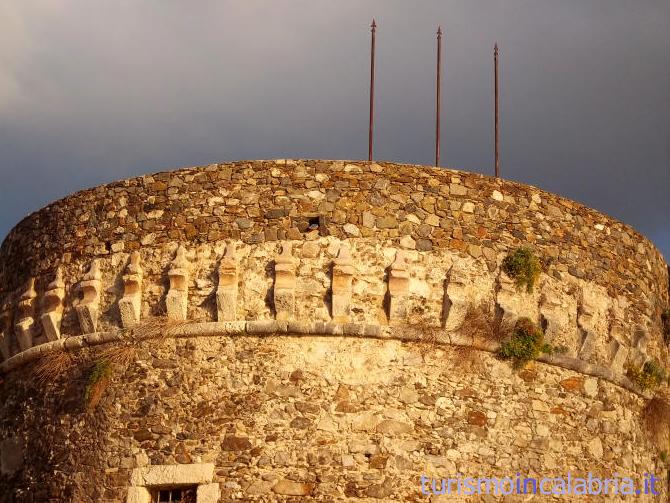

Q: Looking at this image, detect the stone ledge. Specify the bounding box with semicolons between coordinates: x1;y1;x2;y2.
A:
0;320;652;399
130;463;215;487
128;463;218;503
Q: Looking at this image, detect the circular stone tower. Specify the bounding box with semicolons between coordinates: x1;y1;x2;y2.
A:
0;160;668;502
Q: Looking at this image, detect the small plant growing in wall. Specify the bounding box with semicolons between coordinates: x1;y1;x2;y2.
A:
83;359;113;410
501;247;542;293
627;359;669;391
497;318;553;369
81;343;138;410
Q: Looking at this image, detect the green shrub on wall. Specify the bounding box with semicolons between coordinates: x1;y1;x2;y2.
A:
501;247;542;293
498;318;553;369
83;359;113;410
627;359;668;391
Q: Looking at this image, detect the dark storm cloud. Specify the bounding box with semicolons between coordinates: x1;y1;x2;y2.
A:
1;0;669;258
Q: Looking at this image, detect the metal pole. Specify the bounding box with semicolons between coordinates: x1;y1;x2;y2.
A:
494;42;500;178
436;26;442;167
368;19;376;162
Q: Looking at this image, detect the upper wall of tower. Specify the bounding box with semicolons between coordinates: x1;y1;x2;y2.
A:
0;160;667;377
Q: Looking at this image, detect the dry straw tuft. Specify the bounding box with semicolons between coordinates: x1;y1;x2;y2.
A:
459;345;485;371
32;350;75;386
96;344;137;368
82;317;190;410
456;302;513;343
416;324;443;356
123;316;190;343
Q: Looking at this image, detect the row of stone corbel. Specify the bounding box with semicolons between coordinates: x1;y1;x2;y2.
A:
0;242;413;359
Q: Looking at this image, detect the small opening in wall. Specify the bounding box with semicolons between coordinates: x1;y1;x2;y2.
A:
540;315;548;333
308;216;320;230
152;486;197;503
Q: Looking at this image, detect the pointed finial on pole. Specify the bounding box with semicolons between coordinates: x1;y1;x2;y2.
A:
494;42;500;178
368;18;377;162
436;26;443;167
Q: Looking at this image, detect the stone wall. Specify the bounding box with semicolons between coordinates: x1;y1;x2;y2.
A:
0;160;668;390
0;160;667;316
0;160;668;501
0;236;665;395
0;336;665;502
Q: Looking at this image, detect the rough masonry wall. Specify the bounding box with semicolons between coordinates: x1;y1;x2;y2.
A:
0;160;668;502
0;235;664;384
0;336;662;502
0;159;667;324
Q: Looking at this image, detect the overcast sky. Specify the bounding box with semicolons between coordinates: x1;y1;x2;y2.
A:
1;1;668;260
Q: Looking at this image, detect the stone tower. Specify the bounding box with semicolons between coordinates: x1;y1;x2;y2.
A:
0;160;668;502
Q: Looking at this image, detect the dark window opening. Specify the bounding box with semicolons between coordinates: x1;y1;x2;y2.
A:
290;214;328;236
152;486;197;503
308;216;320;230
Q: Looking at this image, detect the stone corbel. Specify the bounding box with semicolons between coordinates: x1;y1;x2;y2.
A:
15;278;37;351
40;267;65;341
273;242;297;321
0;300;13;360
166;245;189;320
627;326;650;369
119;251;143;328
607;322;629;373
331;244;356;322
216;243;238;321
76;259;102;334
388;251;410;322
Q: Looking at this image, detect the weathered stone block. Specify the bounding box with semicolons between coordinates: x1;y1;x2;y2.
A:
273;242;297;320
125;487;150;503
197;483;221;503
75;260;102;334
166;245;189;320
130;463;215;487
15;278;37;350
272;479;314;496
41;267;65;341
14;320;34;352
119;251;143;328
216;243;238;321
331;244;356;322
388;251;409;323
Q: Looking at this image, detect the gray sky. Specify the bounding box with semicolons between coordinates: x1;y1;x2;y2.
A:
1;1;669;260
